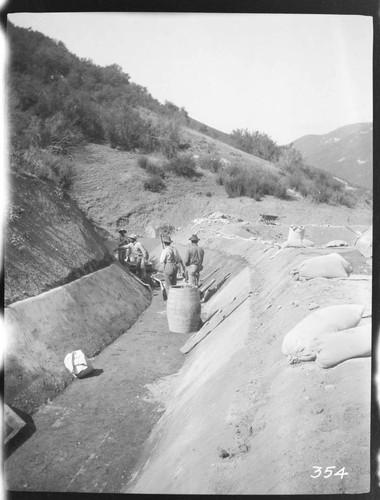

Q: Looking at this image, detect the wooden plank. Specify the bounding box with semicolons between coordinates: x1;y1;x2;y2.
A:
4;404;26;444
199;267;220;284
180;289;251;354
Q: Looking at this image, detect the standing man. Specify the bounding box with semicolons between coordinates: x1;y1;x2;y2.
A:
126;233;149;279
160;235;186;294
184;234;204;286
116;229;130;266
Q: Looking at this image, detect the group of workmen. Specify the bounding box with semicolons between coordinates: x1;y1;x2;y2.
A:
116;230;205;294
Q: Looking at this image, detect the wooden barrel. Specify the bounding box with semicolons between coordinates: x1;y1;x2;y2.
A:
167;285;201;333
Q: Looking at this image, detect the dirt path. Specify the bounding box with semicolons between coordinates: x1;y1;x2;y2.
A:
5;290;190;493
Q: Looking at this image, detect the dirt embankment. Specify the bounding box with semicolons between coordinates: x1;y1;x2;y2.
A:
126;220;372;495
5;172;113;306
5;173;153;414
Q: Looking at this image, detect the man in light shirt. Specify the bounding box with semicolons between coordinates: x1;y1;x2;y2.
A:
125;233;149;279
159;235;186;294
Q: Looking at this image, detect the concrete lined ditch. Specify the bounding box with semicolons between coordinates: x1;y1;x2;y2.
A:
4;238;247;492
5;226;372;495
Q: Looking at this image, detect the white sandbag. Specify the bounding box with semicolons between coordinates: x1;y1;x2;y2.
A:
64;350;94;378
355;226;372;258
281;304;364;364
315;324;371;368
288;225;305;242
323;240;349;248
293;253;353;280
284;238;315;248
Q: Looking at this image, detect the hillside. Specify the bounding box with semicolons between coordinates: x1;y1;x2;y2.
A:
68;132;372;241
292;123;373;189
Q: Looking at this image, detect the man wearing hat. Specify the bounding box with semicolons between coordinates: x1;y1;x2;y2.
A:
125;233;149;279
116;229;130;266
159;235;186;293
184;234;204;286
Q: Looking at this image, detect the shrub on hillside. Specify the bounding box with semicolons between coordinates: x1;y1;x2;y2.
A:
137;156;166;178
220;167;287;201
106;104;155;151
168;154;202;178
156;223;175;236
143;175;165;193
199;155;223;172
152;117;183;158
13;147;73;189
230;128;281;162
215;174;224;185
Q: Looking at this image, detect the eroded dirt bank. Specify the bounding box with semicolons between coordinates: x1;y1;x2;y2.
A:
126;222;372;495
6;173;113;306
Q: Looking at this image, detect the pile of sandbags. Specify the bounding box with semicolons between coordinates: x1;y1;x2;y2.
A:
281;304;365;364
292;253;353;280
314;323;371;368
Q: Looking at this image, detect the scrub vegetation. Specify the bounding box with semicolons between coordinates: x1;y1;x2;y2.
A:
8;22;357;207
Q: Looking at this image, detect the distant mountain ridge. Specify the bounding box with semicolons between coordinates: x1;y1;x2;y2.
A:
291;123;372;189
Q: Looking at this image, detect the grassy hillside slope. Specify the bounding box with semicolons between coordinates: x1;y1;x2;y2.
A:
68;129;372;240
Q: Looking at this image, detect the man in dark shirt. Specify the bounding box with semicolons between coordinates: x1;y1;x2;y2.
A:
184;234;204;286
117;230;130;266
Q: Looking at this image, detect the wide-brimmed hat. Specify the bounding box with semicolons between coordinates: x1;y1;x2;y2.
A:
129;233;137;240
118;229;127;234
162;235;172;244
189;234;200;242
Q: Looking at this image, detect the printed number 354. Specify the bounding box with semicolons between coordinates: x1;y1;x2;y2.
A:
311;466;348;479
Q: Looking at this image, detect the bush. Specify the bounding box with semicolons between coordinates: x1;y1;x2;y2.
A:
205;191;213;197
216;174;224;185
220;167;287;201
137;156;166;178
12;147;73;189
138;156;149;169
156;223;175;236
106;104;155;151
168;154;202;178
199;155;223;172
143;175;165;192
153;117;183;158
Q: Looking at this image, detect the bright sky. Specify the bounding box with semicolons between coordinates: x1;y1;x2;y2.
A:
8;12;373;145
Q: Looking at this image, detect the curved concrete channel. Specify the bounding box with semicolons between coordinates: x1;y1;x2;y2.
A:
4;228;372;495
4;238;246;493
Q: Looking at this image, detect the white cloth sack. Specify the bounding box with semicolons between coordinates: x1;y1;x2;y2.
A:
288;225;305;242
292;252;353;280
64;350;94;378
281;304;364;364
315;323;371;368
